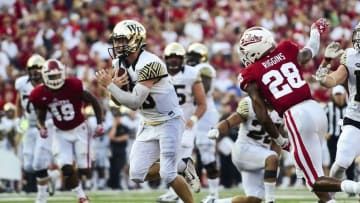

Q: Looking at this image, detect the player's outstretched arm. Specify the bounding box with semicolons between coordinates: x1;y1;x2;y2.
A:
314;42;347;88
208;112;244;140
298;18;329;65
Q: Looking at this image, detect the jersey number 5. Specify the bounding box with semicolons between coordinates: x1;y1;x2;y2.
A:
262;62;306;99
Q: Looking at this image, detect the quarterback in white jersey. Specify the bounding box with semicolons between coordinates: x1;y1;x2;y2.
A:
15;54;57;203
157;42;207;202
186;42;220;201
207;96;283;203
95;20;194;203
314;23;360;195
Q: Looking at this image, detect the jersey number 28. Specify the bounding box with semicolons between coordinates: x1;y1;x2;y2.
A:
262;62;306;99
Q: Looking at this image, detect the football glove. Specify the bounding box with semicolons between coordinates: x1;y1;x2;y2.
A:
207;128;220;140
274;135;290;150
39;127;48;138
313;64;331;82
311;18;329;35
94;124;104;138
324;42;344;59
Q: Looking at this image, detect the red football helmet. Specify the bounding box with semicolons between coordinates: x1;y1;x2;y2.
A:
41;59;66;90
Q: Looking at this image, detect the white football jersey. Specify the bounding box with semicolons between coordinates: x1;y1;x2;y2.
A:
193;62;216;109
112;50;183;123
236;96;283;148
193;62;219;131
341;48;360;122
169;65;201;120
14;76;38;126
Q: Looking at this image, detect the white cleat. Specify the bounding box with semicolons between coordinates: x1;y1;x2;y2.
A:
156;191;179;203
35;196;46;203
200;195;216;203
183;158;201;193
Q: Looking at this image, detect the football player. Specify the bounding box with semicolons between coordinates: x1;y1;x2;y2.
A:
95;20;194;203
29;59;104;203
15;54;59;203
186;42;221;202
314;22;360;198
237;18;360;203
206;96;283;203
157;42;207;202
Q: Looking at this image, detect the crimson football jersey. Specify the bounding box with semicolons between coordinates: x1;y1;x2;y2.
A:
238;40;312;116
29;77;86;130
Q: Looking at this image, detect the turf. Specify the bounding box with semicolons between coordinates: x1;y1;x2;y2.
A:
0;188;357;203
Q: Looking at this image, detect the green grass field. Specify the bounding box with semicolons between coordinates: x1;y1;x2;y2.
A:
0;188;357;203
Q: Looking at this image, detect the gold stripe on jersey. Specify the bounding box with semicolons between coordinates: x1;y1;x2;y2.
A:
195;72;202;83
199;66;214;78
138;62;167;82
340;51;347;66
236;99;249;120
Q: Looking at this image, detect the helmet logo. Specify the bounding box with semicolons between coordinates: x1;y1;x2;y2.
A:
127;24;145;35
240;34;263;46
44;60;61;73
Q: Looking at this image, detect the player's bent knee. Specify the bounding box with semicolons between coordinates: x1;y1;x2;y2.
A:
204;162;219;179
32;161;49;172
129;169;146;183
160;171;177;184
335;159;352;170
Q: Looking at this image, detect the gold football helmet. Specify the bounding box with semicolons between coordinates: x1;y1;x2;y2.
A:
164;42;186;74
109;20;146;59
186;43;208;66
26;54;45;69
26;54;45;83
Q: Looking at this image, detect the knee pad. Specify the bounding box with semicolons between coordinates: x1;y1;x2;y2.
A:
204;162;219;179
35;169;48;179
61;165;75;177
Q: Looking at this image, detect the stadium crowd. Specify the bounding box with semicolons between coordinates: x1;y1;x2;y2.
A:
1;0;360;197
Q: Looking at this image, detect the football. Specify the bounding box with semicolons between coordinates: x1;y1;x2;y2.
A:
112;67;130;91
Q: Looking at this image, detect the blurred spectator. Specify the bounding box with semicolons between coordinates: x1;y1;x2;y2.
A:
107;107;129;190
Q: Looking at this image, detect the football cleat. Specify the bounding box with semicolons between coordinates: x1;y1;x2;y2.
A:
156;190;179;203
200;195;216;203
35;197;47;203
78;196;90;203
183;158;201;193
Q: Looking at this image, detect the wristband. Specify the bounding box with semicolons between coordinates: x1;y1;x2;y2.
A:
190;115;199;124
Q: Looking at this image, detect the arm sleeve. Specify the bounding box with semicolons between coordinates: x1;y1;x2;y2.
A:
107;82;150;110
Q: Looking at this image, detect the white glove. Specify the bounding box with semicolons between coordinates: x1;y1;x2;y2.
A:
313;65;330;82
324;42;344;59
208;128;220;140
